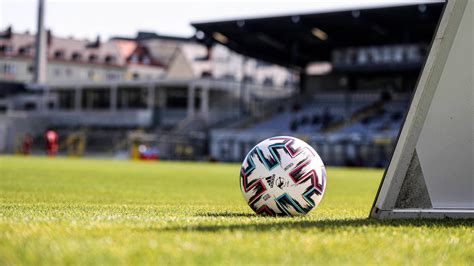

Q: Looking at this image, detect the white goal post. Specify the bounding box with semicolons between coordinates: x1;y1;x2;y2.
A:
370;0;473;219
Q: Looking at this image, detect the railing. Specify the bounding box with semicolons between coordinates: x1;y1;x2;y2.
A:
192;78;296;99
160;109;187;127
5;109;153;127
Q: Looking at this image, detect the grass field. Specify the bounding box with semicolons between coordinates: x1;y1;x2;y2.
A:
0;156;472;265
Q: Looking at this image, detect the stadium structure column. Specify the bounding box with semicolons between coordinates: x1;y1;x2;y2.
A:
239;55;248;115
299;70;307;95
157;87;166;109
200;85;210;121
110;85;117;111
291;41;305;95
41;86;50;111
187;84;195;118
74;86;82;111
147;84;155;110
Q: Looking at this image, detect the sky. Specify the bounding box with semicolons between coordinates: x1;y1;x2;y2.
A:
0;0;442;41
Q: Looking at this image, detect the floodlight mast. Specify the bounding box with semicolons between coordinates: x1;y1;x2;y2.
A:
33;0;47;85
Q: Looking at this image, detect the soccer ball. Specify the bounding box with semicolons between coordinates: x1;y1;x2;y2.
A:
240;136;326;216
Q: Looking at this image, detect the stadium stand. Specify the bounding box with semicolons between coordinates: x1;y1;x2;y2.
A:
192;3;442;166
248;92;381;133
209;90;411;167
336;98;409;137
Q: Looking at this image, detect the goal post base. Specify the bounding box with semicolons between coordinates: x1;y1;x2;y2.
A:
371;208;474;220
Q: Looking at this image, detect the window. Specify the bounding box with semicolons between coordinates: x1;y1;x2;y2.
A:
88;54;98;63
18;46;31;56
1;63;16;74
381;46;392;63
129;54;139;63
118;87;147;109
58;90;74;109
106;72;121;81
27;65;34;73
54;50;65;59
71;52;82;61
8;64;14;74
357;48;369;65
24;102;36;110
393;46;404;63
105;55;116;64
88;70;95;80
65;68;72;77
263;77;273;86
53;68;62;76
242;75;253;83
166;94;187;108
82;89;110;110
331;50;342;64
142;56;151;65
0;45;12;54
194;55;208;61
165;90;187;109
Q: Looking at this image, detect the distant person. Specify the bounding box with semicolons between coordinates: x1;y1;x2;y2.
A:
312;114;320;125
44;129;58;156
22;133;33;155
292;102;301;113
322;108;332;128
277;105;285;113
381;90;392;101
289;119;298;132
300;115;309;125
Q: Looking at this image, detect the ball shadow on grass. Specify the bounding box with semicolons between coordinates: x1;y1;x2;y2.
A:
195;212;256;218
158;212;474;233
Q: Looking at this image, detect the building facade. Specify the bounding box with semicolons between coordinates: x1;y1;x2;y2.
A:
0;27;166;84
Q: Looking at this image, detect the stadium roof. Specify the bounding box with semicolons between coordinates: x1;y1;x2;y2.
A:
111;31;192;42
192;3;444;68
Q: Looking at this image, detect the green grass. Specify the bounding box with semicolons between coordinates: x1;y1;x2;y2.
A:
0;156;472;265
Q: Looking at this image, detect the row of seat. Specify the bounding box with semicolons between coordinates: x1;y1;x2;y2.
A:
246;93;409;137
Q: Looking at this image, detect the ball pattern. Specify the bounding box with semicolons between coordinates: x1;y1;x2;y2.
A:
240;136;326;216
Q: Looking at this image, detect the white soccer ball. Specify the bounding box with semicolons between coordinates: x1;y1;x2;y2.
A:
240;136;327;216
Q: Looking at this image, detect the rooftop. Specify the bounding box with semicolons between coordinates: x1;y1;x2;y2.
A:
192;3;444;68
